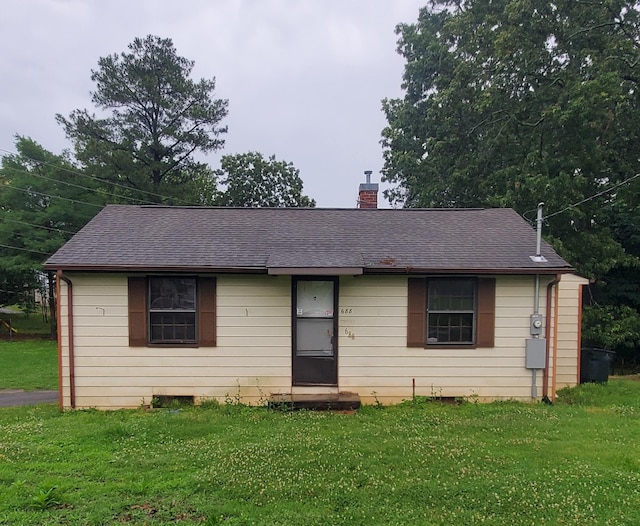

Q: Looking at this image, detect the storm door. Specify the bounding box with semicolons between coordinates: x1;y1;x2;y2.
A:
292;277;338;385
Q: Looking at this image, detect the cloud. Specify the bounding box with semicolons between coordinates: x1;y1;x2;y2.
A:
0;0;423;207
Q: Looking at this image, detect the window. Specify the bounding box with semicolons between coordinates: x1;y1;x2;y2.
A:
427;279;475;344
407;277;495;348
148;277;197;344
128;276;216;347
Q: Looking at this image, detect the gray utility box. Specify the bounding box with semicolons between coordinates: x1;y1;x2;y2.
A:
525;338;547;369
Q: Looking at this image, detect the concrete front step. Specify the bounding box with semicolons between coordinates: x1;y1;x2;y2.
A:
268;392;361;411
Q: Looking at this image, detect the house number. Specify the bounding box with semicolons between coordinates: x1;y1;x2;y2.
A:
340;307;353;314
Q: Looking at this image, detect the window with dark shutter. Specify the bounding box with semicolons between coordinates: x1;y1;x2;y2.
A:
127;276;216;347
406;277;495;348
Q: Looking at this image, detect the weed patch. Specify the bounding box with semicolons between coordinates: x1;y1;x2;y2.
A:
28;484;62;510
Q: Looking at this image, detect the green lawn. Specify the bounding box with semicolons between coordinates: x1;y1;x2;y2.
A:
0;339;58;391
0;379;639;525
0;310;51;336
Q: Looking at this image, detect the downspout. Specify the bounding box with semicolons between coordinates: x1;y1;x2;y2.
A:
55;271;63;410
552;280;560;401
576;283;585;386
57;271;75;409
543;274;561;400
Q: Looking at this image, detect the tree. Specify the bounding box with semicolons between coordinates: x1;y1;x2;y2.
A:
381;1;640;360
583;183;640;368
57;35;228;205
216;152;316;207
0;137;106;330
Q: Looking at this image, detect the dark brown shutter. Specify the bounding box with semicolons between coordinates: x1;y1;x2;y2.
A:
128;277;147;347
407;278;426;347
198;277;216;347
476;278;496;348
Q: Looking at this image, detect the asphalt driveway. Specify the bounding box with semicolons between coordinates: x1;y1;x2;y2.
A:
0;389;58;407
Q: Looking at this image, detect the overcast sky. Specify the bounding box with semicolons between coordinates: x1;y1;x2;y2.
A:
0;0;425;208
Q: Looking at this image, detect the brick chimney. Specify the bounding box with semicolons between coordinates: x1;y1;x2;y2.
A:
358;170;378;209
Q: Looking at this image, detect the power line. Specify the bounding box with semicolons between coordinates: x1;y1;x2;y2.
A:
3;182;104;209
520;172;640;224
0;243;52;256
0;146;200;206
521;207;538;224
0;217;77;236
3;163;153;205
0;145;184;204
2;225;68;245
543;172;640;220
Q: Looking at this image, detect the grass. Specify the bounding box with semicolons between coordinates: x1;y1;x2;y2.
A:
0;310;51;336
0;379;639;525
0;340;58;391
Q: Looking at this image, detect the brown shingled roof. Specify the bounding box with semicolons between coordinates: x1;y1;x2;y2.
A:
44;205;573;274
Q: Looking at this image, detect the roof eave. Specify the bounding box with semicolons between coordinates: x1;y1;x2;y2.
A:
44;263;575;275
363;266;575;275
43;264;268;274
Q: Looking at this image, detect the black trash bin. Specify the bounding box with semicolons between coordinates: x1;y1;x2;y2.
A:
580;347;615;383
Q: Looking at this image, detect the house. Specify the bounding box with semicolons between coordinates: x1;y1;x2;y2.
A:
44;184;587;409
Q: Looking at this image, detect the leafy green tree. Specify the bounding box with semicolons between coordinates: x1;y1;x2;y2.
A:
382;0;640;359
57;35;228;205
584;185;640;366
216;152;315;207
0;137;105;326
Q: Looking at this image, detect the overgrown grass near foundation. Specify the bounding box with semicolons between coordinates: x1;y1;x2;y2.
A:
0;379;639;525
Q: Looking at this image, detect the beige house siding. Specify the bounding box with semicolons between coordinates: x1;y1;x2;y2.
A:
554;274;588;392
59;274;292;409
339;275;556;404
57;273;583;409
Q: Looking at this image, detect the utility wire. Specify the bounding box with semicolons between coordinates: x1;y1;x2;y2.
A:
0;243;52;256
520;172;640;224
3;182;105;209
543;172;640;220
521;208;538;223
3;164;153;205
0;217;77;236
2;226;67;244
0;146;200;206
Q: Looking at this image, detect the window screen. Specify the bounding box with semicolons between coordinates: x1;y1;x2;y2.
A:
427;279;475;344
148;277;197;344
